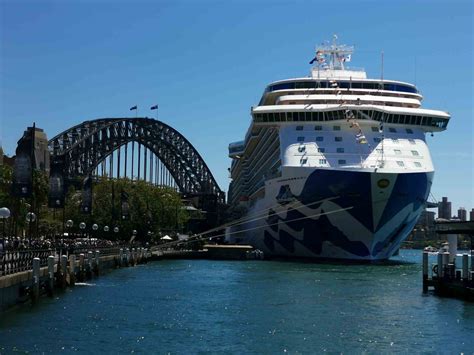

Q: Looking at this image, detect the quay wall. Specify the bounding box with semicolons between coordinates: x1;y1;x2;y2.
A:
0;251;142;312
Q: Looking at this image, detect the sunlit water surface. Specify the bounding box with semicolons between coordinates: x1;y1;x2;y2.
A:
0;250;473;353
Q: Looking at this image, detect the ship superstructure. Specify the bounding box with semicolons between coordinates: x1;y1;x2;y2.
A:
227;38;450;261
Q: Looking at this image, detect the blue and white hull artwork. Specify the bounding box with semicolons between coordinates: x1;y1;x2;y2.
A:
229;168;433;261
226;37;450;261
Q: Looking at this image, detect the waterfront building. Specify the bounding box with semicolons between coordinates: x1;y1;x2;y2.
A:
470;208;474;221
438;197;452;220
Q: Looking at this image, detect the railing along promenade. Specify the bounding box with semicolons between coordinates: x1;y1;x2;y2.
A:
0;247;122;277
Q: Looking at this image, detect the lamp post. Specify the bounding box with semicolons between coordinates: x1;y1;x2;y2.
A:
66;219;74;238
0;207;11;244
26;212;36;243
79;222;86;239
92;223;98;240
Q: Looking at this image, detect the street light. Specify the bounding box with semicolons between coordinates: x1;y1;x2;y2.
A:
0;207;11;241
79;222;86;239
66;219;74;238
104;225;109;232
92;223;98;240
26;212;36;243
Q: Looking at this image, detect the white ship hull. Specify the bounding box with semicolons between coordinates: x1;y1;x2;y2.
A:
228;167;433;261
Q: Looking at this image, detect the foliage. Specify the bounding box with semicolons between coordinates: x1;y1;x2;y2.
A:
0;164;188;241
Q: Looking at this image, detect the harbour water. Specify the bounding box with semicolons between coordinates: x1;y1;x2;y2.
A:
0;250;473;353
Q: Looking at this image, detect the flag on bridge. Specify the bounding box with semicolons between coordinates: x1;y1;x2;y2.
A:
150;105;158;110
130;105;137;111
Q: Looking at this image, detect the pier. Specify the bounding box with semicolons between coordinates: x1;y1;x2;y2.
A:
422;220;474;301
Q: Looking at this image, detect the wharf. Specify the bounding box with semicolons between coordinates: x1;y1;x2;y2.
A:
151;244;261;261
422;220;474;302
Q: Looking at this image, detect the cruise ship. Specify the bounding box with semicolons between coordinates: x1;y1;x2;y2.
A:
226;38;450;261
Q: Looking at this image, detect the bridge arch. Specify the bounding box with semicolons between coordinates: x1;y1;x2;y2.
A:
48;117;224;203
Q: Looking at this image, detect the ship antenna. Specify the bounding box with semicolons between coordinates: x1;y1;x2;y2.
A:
380;50;384;83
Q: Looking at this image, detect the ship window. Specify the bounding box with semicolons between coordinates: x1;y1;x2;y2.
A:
374;137;381;143
333;125;341;131
298;145;306;152
316;136;324;142
371;127;379;132
319;159;327;164
305;112;312;121
296;125;303;131
287;112;293;121
254;114;262;122
376;148;383;153
411;150;419;156
389;127;397;133
337;147;344;153
392;138;399;144
338;159;346;165
300;157;308;164
406;128;413;134
394;149;401;155
414;162;422;167
317;147;325;153
409;139;416;145
335;137;343;142
297;136;305;142
396;161;405;167
314;125;322;131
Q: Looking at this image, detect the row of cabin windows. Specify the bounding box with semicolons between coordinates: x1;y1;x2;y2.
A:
298;144;419;156
300;158;422;167
297;136;419;146
254;110;448;129
300;125;414;134
265;81;418;94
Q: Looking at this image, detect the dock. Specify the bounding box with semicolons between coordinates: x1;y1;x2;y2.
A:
422;221;474;301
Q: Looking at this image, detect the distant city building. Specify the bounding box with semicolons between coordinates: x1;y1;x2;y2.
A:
457;207;467;221
471;208;474;222
438;197;452;220
411;209;437;241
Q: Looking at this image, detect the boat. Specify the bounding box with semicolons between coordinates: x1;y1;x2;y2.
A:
424;245;438;253
226;36;450;261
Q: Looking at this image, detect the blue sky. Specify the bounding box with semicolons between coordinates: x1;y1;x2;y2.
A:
1;0;472;216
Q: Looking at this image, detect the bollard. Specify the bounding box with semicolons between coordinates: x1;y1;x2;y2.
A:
69;255;76;286
86;251;93;278
119;248;123;267
447;234;458;264
437;252;443;278
60;255;68;288
78;253;85;282
462;254;469;281
47;255;55;296
125;248;130;267
94;250;100;276
442;252;450;278
31;257;40;304
422;252;429;293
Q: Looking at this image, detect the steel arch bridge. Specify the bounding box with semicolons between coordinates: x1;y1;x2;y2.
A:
48;117;225;203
